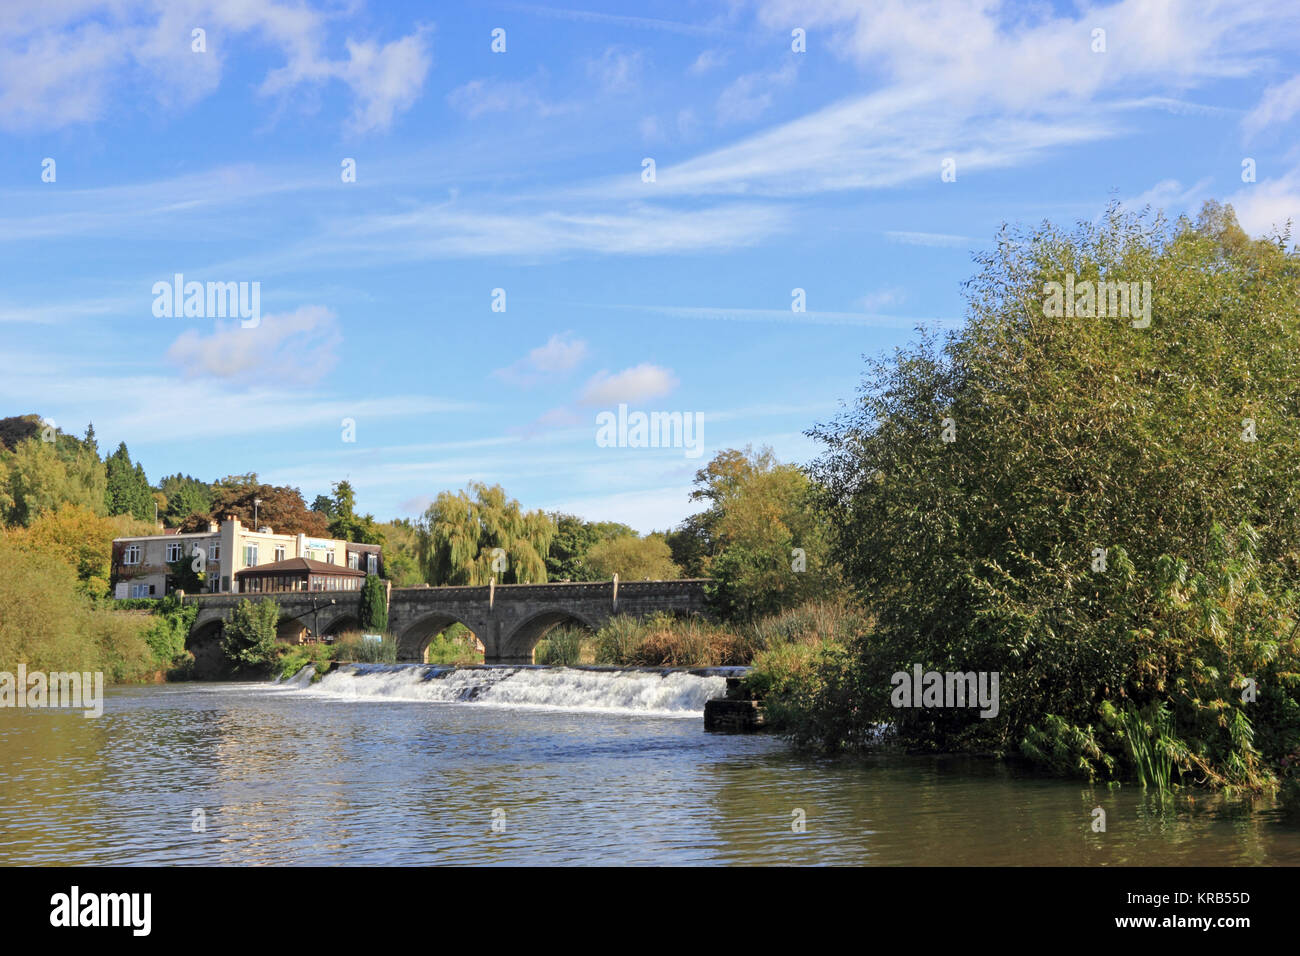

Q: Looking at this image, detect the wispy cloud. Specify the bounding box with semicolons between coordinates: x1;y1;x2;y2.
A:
166;305;341;383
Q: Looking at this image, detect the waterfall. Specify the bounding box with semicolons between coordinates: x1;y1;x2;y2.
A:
272;663;740;717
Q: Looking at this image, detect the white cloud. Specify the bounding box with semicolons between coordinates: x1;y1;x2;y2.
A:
1118;177;1214;218
1242;74;1300;138
689;49;728;74
1227;165;1300;239
0;2;432;133
885;230;978;248
716;62;797;125
859;287;905;311
446;73;567;118
166;305;341;383
585;46;644;93
579;364;679;405
494;333;590;386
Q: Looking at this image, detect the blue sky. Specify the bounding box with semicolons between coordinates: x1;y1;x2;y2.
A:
2;0;1298;531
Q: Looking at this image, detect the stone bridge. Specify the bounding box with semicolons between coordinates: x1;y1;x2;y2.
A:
183;579;712;664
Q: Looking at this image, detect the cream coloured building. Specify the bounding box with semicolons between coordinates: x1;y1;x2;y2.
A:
111;515;382;599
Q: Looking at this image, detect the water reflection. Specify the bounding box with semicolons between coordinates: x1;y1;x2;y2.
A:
0;684;1296;865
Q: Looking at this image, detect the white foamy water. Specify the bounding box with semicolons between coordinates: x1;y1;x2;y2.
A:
272;663;731;717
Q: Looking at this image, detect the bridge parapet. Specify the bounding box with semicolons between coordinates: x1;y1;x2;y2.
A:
390;578;712;663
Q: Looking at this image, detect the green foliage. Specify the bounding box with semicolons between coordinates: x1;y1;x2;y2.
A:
11;503;119;595
423;624;483;665
221;598;281;671
376;518;423;587
1102;701;1183;791
140;595;198;667
534;626;587;665
590;612;748;666
321;480;385;544
104;442;154;521
159;474;213;527
358;573;388;632
0;535;155;681
794;201;1300;788
1020;715;1117;781
276;643;334;680
674;446;841;620
0;430;107;527
166;554;205;595
545;513;637;581
331;633;398;663
416;482;554;585
582;534;680;581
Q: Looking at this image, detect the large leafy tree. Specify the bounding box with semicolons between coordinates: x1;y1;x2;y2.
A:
181;475;329;537
670;446;840;619
416;482;554;585
376;518;424;586
11;503;119;594
583;534;681;580
803;201;1300;786
0;428;107;527
546;512;637;581
159;473;213;527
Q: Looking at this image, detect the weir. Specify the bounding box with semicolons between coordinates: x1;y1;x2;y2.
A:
275;662;737;716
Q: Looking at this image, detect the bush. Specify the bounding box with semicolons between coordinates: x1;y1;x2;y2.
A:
221;597;281;672
141;595;197;667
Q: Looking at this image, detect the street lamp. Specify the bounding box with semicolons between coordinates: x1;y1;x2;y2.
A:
253;497;263;527
311;597;336;644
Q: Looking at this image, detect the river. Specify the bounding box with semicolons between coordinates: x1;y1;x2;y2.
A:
1;664;1297;865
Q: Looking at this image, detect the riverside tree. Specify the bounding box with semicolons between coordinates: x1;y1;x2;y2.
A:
416;482;554;585
670;446;840;620
800;202;1300;788
359;573;388;633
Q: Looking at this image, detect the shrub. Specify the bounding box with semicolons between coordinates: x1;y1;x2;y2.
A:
221;598;280;671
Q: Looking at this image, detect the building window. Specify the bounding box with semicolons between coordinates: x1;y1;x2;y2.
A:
348;552;359;570
326;552;335;565
131;584;149;598
244;544;258;567
208;577;219;592
209;543;220;562
275;545;286;562
166;542;183;562
367;553;377;574
124;545;141;565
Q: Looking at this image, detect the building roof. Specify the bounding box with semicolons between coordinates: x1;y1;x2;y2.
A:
234;557;367;578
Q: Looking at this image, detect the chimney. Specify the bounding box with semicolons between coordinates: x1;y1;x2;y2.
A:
208;520;219;533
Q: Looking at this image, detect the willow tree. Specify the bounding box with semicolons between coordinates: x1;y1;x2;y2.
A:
416;483;555;585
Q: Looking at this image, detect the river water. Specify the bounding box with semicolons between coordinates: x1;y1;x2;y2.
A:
1;664;1297;866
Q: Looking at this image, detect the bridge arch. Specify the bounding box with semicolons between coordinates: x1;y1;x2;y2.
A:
499;607;606;663
396;611;482;663
186;618;227;679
